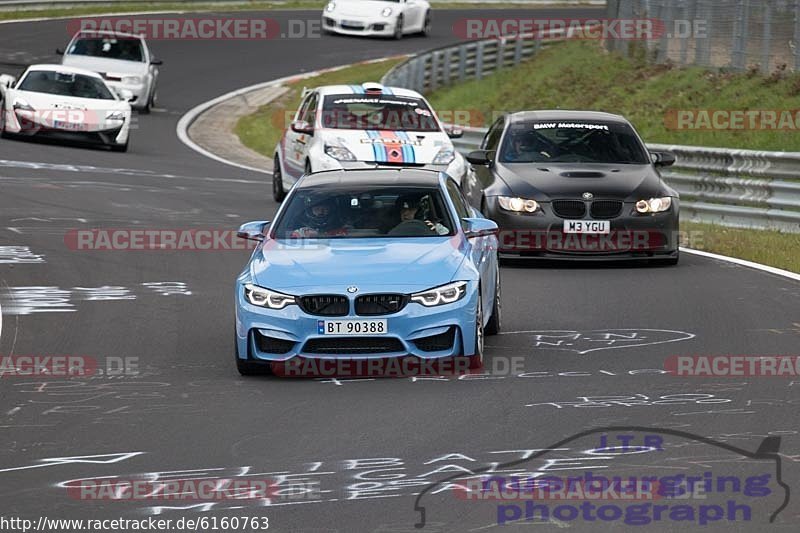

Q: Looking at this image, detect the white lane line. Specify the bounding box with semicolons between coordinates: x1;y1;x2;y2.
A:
175;55;411;174
681;247;800;283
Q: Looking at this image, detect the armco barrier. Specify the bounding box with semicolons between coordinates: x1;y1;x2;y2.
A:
381;31;800;234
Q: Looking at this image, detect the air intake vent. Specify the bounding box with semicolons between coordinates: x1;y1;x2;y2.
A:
559;171;605;178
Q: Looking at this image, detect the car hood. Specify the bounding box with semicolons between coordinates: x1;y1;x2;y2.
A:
62;55;147;77
493;162;672;201
319;129;452;165
332;0;402;17
251;237;464;292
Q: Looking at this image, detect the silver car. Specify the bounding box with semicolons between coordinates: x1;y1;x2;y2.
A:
59;30;161;113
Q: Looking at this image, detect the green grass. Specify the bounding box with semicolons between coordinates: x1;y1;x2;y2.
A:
681;222;800;273
426;40;800;152
234;56;405;158
0;2;590;21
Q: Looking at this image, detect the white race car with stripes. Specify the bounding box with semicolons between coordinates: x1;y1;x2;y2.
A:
272;82;466;201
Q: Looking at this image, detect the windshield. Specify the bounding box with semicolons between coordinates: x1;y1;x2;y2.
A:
321;94;441;132
499;120;650;164
68;37;145;63
272;186;456;239
17;70;115;100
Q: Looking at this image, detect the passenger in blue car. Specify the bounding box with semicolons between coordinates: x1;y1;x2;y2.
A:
391;195;449;236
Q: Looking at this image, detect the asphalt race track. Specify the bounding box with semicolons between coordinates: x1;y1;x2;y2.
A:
1;7;800;532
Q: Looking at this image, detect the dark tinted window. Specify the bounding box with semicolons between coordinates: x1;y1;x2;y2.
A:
68;37;144;62
17;70;115;100
272;186;455;239
482;117;504;150
499;120;650;164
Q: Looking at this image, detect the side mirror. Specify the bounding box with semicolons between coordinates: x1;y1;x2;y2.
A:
446;127;463;139
150;59;163;66
651;151;676;167
291;120;314;135
55;48;64;55
466;149;494;166
118;89;135;102
237;220;270;242
0;74;16;91
462;217;498;239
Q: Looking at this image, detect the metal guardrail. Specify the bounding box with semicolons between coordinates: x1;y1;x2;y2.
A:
381;28;800;233
449;128;800;233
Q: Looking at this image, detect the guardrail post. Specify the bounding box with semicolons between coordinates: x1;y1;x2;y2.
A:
443;48;452;86
414;58;425;93
458;44;467;82
475;41;485;79
731;0;750;70
430;51;440;91
695;0;712;66
497;38;507;70
513;35;524;64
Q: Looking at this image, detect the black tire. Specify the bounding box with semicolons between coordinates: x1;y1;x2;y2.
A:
419;11;431;36
653;252;680;266
484;265;501;336
273;155;286;202
466;293;484;369
0;104;8;138
138;95;151;114
111;140;128;152
394;15;404;39
235;336;271;376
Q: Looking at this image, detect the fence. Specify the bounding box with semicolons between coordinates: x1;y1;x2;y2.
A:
606;0;800;73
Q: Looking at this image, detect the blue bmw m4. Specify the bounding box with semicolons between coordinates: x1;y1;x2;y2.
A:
234;168;501;376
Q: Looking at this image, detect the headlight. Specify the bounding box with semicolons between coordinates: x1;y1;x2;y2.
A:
635;197;672;213
122;76;142;85
381;7;393;16
411;281;467;307
324;143;357;161
244;283;296;309
326;2;336;12
106;111;126;121
432;147;455;165
497;196;540;213
12;98;33;111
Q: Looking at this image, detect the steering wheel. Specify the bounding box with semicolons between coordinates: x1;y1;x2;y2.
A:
388;219;435;236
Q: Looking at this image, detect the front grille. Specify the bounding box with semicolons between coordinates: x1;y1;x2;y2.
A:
255;332;295;354
590;200;623;219
302;337;405;355
341;22;365;30
355;294;409;316
413;327;456;352
552;200;586;219
298;295;349;316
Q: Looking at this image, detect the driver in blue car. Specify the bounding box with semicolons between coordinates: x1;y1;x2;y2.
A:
290;198;348;238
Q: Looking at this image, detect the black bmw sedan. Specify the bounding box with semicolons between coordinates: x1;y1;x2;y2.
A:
463;110;680;265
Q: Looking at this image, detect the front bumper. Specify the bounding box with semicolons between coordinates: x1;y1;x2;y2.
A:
105;79;148;109
235;282;479;363
323;14;397;36
4;109;128;145
486;197;680;260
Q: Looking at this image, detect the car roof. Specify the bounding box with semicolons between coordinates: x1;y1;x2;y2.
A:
314;83;424;99
24;64;105;79
297;168;445;188
73;30;145;41
506;110;631;124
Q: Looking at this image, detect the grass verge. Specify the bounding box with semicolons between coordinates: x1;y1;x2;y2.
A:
426;40;800;152
234;56;404;158
681;222;800;274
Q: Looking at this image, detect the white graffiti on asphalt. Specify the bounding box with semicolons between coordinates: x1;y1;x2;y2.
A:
525;393;732;409
0;246;45;264
496;329;696;354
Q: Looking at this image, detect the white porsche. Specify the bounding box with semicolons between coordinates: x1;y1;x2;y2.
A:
0;64;133;152
273;82;466;201
322;0;432;39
